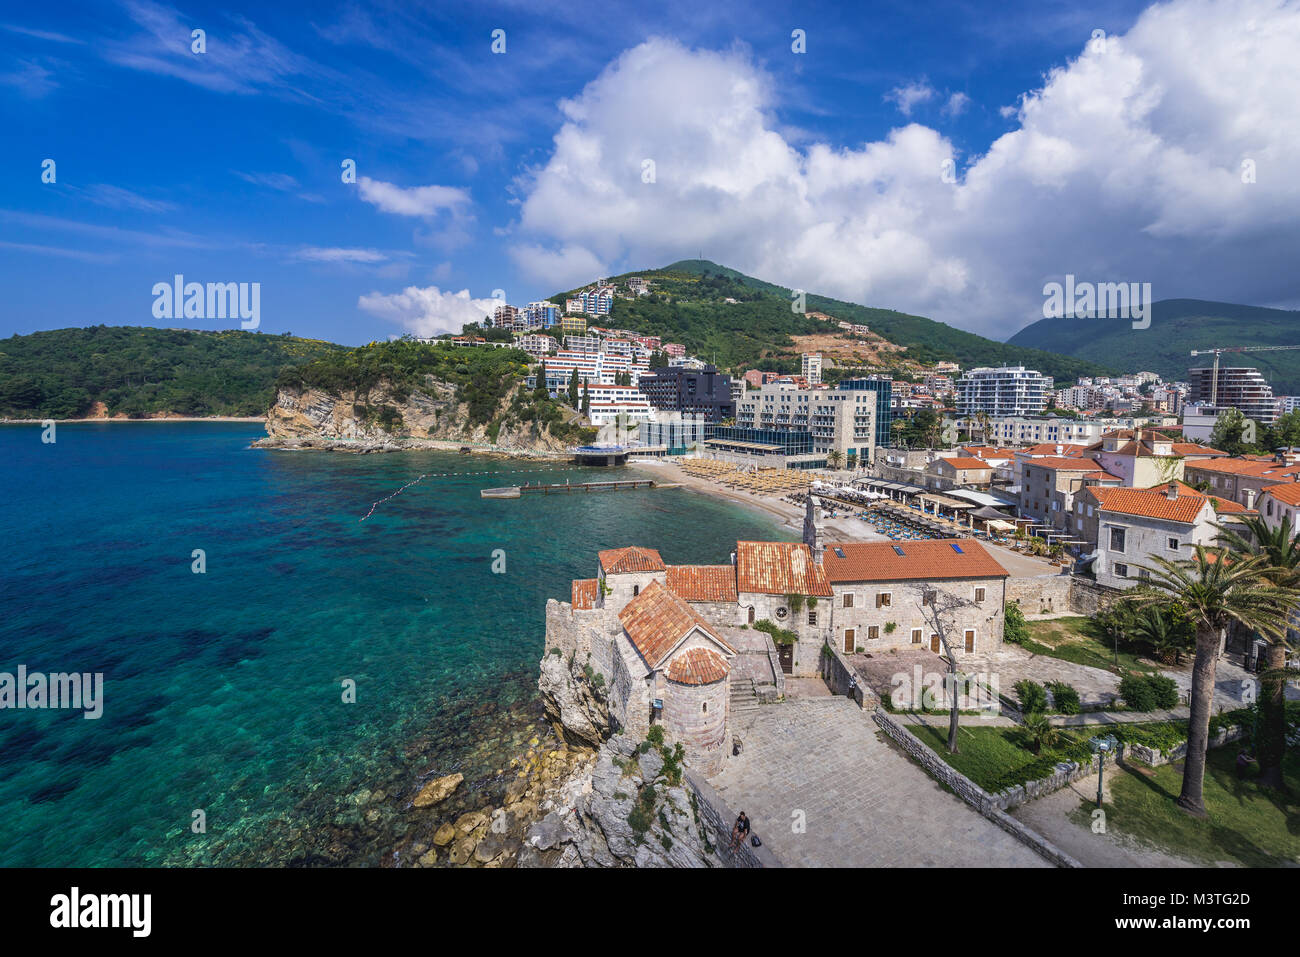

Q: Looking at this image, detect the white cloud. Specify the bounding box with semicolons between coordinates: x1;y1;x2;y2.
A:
941;92;970;117
885;80;935;116
357;285;499;338
511;2;1300;339
290;246;389;263
358;176;471;217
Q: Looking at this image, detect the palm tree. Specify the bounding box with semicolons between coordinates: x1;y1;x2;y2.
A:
1214;515;1300;790
1127;605;1193;665
826;450;844;470
1130;547;1298;815
1022;712;1060;754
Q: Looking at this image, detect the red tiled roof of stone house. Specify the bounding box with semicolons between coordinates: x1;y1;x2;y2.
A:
665;647;730;686
1089;485;1217;524
665;565;738;603
735;541;833;597
1021;443;1090;456
821;539;1009;584
571;578;599;610
1259;481;1300;507
598;546;666;574
618;580;734;670
937;457;993;471
1021;456;1103;471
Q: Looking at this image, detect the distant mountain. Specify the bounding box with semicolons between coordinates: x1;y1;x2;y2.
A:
0;326;345;419
552;260;1112;383
1007;299;1300;393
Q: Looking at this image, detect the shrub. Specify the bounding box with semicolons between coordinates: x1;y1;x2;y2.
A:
646;725;665;747
1046;681;1081;715
1119;673;1155;712
1014;679;1048;713
1146;673;1180;710
1003;602;1030;645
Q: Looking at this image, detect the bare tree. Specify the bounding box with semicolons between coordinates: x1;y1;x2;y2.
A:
918;590;980;754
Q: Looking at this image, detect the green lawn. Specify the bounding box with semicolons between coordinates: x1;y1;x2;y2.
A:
1023;617;1158;675
1086;746;1300;867
911;723;1098;793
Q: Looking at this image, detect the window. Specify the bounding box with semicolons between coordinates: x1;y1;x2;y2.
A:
876;592;892;608
1110;527;1126;552
1114;563;1129;578
632;585;640;596
974;587;986;603
843;593;854;608
808;611;817;626
1168;537;1179;550
1267;501;1274;516
1138;569;1151;581
911;628;922;644
1087;505;1094;517
868;625;880;639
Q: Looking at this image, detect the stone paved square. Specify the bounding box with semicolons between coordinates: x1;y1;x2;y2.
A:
708;697;1050;867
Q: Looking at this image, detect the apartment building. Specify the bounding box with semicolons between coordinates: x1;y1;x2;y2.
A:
801;352;823;386
955;366;1053;417
1188;366;1279;424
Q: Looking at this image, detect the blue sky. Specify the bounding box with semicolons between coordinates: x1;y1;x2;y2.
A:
4;0;1296;346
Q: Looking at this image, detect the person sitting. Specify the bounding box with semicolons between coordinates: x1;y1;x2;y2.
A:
729;811;751;851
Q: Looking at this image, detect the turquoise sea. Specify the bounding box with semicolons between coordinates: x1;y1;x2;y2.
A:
0;422;787;866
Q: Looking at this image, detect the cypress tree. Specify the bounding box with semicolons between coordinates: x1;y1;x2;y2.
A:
581;378;591;417
568;368;580;406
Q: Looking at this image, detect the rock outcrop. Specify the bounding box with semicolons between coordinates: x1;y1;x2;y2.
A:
252;379;574;455
517;734;722;868
538;650;612;748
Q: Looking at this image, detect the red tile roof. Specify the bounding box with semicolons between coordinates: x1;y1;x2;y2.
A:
1261;482;1300;507
598;546;665;574
1171;443;1225;456
1089;485;1215;524
735;541;833;597
666;565;738;603
938;457;994;471
1020;456;1102;471
821;539;1009;583
1186;458;1300;479
571;578;599;610
618;580;733;670
665;647;730;686
1022;443;1089;457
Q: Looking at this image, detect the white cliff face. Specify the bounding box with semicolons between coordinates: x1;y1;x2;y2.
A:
256;379;573;453
538;651;612;748
518;735;722;869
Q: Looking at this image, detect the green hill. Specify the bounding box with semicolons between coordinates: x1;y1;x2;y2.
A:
552;260;1112;382
0;326;345;419
1007;299;1300;393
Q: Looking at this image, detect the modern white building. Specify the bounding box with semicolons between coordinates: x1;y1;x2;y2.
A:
801;352;823;386
955;366;1054;417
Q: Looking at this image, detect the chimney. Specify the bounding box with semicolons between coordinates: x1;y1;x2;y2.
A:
1055;444;1063;455
1244;487;1258;509
1166;481;1178;500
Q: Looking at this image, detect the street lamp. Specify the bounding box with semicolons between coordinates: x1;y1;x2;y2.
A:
1088;734;1119;808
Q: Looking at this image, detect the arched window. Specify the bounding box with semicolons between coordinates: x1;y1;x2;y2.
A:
747;607;755;624
633;585;640;596
702;702;708;713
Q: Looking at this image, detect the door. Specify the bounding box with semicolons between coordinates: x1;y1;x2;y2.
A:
930;633;940;653
843;629;856;653
777;642;794;674
964;630;975;653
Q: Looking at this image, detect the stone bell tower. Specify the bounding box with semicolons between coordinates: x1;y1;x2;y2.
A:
803;494;826;564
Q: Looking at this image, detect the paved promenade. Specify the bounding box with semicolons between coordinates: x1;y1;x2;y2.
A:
707;697;1049;868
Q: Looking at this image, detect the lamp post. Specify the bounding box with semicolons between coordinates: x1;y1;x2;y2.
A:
1088;734;1119;808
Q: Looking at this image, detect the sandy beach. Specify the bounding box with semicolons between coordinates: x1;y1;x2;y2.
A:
629;458;1061;577
630;458;890;543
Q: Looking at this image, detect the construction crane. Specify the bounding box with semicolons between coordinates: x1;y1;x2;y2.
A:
1188;344;1300;405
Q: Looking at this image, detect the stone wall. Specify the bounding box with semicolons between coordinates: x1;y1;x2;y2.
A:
871;710;1083;868
1005;574;1119;617
684;771;782;868
819;644;879;710
1125;724;1246;767
830;577;1006;655
664;677;728;776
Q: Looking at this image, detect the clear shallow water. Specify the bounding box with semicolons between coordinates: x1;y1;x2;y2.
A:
0;423;787;866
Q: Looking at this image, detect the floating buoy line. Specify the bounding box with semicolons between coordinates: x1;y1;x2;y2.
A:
358;465;612;521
